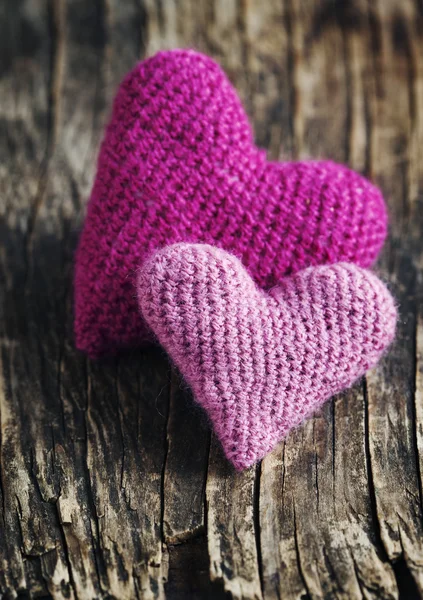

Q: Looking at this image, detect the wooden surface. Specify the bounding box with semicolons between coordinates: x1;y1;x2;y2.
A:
1;0;422;598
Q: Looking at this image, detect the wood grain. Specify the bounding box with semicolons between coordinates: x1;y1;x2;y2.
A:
1;0;422;598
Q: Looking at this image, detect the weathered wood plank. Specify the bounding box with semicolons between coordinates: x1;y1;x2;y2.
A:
1;0;423;598
162;373;210;544
365;0;423;594
207;439;262;600
0;1;68;597
1;0;170;597
258;1;399;598
55;0;170;596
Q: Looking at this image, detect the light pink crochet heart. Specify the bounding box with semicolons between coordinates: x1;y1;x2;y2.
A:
138;244;396;470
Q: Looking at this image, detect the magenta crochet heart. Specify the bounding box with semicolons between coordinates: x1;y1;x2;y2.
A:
138;244;396;470
75;49;388;358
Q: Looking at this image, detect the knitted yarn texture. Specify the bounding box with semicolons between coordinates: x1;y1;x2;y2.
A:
75;49;388;358
138;243;397;470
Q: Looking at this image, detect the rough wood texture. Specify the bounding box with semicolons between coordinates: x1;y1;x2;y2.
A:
1;1;422;598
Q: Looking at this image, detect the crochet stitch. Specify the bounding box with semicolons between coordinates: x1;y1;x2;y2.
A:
138;243;397;470
75;49;388;358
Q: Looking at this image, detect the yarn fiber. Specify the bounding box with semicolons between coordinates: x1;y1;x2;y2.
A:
75;49;388;358
138;243;397;470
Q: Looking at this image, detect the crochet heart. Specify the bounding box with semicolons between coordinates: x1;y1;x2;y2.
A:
75;49;388;358
138;244;396;470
